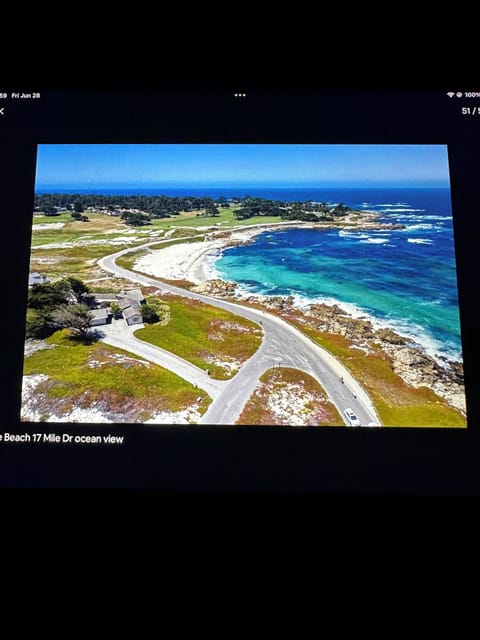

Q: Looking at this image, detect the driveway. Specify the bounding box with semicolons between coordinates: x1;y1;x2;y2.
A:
97;318;228;400
98;243;382;426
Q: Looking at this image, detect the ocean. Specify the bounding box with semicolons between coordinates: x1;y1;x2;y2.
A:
210;187;463;364
36;185;463;363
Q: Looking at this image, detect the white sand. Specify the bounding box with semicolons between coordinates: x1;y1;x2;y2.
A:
33;222;66;230
133;228;263;283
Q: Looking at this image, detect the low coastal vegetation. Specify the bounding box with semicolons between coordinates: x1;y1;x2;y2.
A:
28;194;465;428
289;319;465;427
22;330;210;422
236;367;342;426
135;295;262;380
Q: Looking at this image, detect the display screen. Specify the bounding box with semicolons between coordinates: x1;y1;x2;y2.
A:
23;143;465;429
1;89;478;491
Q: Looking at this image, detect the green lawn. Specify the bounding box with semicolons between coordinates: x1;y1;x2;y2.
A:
23;330;210;421
135;295;262;379
145;206;283;230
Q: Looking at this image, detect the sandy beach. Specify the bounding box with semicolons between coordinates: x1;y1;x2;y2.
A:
130;221;466;414
132;215;388;285
133;226;274;283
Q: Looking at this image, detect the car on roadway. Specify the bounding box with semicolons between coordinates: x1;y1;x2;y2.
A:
344;408;361;427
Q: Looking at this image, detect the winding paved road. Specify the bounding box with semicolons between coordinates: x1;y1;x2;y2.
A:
98;239;382;427
96;318;228;401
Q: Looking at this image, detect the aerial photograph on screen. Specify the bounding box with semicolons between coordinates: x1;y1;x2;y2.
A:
21;144;466;427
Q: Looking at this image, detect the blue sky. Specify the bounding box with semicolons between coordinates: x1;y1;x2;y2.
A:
35;144;450;189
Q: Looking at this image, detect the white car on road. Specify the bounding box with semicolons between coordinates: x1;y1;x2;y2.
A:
344;408;361;427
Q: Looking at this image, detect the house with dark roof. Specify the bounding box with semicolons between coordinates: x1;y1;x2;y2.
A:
90;308;110;326
122;305;143;326
118;289;145;326
91;288;145;326
122;288;144;304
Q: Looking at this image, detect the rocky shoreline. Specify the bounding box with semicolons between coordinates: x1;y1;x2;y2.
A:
133;216;465;416
190;280;465;414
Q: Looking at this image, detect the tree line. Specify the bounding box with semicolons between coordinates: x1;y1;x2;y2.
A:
232;196;351;221
34;193;351;225
26;277;95;339
26;276;161;340
34;193;231;220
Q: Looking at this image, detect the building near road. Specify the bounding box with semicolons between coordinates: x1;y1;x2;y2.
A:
122;305;143;326
92;288;145;326
90;308;110;326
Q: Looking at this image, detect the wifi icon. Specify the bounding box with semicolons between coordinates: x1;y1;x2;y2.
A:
447;92;455;98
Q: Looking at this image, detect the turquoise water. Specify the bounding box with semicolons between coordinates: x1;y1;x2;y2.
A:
215;189;463;362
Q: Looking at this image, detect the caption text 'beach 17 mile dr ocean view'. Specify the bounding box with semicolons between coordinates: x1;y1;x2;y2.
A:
22;144;466;428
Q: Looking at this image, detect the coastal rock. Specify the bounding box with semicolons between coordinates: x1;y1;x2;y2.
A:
268;295;295;310
384;346;465;413
306;303;375;341
374;328;410;345
203;289;466;414
191;279;237;297
392;347;430;368
308;303;345;318
303;301;465;413
246;295;295;311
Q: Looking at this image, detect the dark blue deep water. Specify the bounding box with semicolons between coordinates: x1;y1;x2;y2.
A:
37;186;462;361
213;188;462;362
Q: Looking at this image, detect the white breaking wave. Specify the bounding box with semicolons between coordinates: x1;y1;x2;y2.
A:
404;223;434;231
379;208;426;213
338;230;370;239
407;238;433;245
232;287;462;364
396;214;451;222
360;237;390;244
227;271;462;363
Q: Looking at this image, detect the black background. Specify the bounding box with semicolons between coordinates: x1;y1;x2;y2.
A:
2;48;480;632
1;90;478;493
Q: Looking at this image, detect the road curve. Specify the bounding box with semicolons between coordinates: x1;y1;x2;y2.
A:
98;240;382;427
96;318;228;400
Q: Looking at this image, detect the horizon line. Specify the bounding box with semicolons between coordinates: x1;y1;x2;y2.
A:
35;182;451;190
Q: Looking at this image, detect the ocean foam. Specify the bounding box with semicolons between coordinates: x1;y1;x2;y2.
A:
403;223;434;231
214;222;462;364
396;214;451;222
360;237;390;244
379;208;426;213
338;230;370;239
288;291;459;361
230;283;462;363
